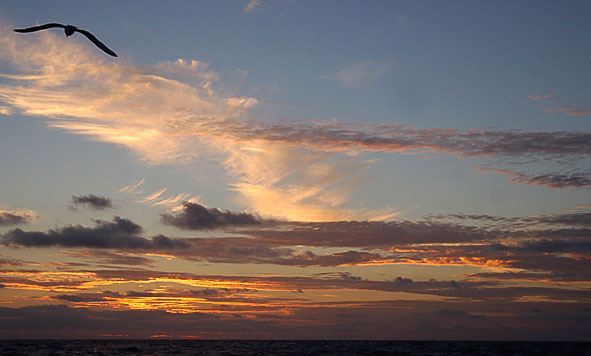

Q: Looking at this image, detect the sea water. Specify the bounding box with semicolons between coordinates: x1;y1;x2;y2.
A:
0;340;589;356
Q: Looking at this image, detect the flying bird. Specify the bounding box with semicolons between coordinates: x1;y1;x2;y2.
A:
14;23;118;57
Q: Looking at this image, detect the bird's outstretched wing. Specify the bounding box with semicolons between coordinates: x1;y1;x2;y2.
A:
75;29;118;57
14;23;66;33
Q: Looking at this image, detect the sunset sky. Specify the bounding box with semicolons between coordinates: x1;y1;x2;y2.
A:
0;1;590;340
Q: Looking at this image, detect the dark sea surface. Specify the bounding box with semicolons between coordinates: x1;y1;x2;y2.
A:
0;340;589;356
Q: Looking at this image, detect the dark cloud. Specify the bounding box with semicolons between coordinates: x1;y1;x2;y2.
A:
54;294;108;303
528;212;591;228
1;299;589;340
477;168;591;188
272;250;387;267
495;239;591;253
425;211;591;230
510;172;591;188
4;265;590;305
247;220;499;247
393;276;413;286
467;270;591;283
161;202;265;230
0;257;25;267
2;211;590;271
71;194;114;210
63;250;155;266
0;212;27;226
427;213;509;222
1;216;189;250
50;288;295;308
212;120;591;160
339;272;363;281
0;210;34;226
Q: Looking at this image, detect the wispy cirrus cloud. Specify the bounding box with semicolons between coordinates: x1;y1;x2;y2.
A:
1;26;589;222
119;178;146;194
527;93;555;101
118;179;198;209
320;61;393;88
244;0;262;14
153;59;219;82
139;189;168;204
526;93;590;116
138;189;198;209
545;104;591;116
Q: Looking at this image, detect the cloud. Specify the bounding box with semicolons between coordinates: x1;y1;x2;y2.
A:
71;194;113;210
139;189;168;204
152;193;195;207
244;0;262;14
233;122;591;159
428;211;591;229
61;250;155;266
0;105;12;115
2;209;590;271
153;59;219;82
499;238;591;253
525;93;589;116
0;26;589;222
0;28;258;165
320;61;392;88
546;105;591;116
476;167;591;188
2;300;591;340
161;202;265;230
527;93;555;101
119;178;145;193
218;140;386;221
247;220;499;247
1;216;189;250
120;181;198;209
0;209;38;226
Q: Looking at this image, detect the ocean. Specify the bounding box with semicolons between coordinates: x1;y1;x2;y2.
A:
0;340;589;355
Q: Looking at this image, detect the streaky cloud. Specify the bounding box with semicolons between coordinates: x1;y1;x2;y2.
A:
477;167;591;188
118;178;145;193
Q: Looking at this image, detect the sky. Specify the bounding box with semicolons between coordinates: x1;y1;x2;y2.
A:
0;0;590;340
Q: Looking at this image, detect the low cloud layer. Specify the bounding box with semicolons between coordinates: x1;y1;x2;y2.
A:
1;209;590;278
0;266;590;339
1;301;588;340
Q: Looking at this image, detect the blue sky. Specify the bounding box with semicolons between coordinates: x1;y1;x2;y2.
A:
0;1;590;339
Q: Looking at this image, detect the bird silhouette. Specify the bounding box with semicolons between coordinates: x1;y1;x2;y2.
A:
14;23;118;57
